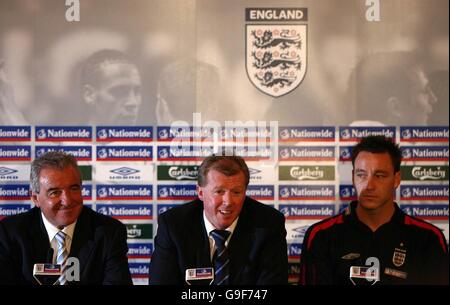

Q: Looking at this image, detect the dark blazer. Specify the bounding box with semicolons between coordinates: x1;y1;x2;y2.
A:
0;206;132;285
149;197;288;285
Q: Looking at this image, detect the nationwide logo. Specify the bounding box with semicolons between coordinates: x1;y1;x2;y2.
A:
339;147;353;161
400;185;448;201
97;185;152;200
0;126;31;141
401;146;449;161
97;146;152;161
96;126;152;142
129;262;150;278
246;185;274;200
126;224;153;239
280;204;334;219
127;243;153;259
35;126;92;142
96;204;152;220
0;184;29;200
0;145;31;161
339;127;395;142
157;146;214;161
401;204;449;220
82;185;92;200
0;204;30;220
339;185;357;201
35;146;92;161
288;263;301;280
400;127;449;142
279;127;335;142
278;146;335;161
246;8;307;97
157;165;199;181
288;243;302;259
279;185;335;200
279;166;335;181
401;166;448;181
221;127;273;142
157;204;179;215
157;185;197;200
157;126;214;141
232;146;273;160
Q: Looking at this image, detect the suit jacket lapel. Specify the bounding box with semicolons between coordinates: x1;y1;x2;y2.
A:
193;203;212;269
69;207;95;277
30;208;52;262
228;199;253;284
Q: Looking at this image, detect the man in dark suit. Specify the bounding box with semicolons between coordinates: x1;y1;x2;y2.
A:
149;155;288;285
0;151;132;284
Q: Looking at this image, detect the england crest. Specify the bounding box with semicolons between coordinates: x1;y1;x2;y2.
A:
392;248;406;267
246;25;307;97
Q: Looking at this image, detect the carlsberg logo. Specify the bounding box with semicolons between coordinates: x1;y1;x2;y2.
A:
290;167;323;180
412;166;446;180
168;167;198;180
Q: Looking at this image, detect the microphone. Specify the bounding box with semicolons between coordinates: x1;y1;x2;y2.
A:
349;266;379;285
185;267;214;285
33;264;62;285
33;248;60;285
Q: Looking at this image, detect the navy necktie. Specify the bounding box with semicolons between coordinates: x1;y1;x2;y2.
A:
211;229;231;285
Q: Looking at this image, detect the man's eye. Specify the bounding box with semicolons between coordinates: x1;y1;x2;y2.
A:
48;190;61;197
70;185;81;191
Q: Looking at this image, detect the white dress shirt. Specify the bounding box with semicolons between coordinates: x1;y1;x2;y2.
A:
203;212;238;260
41;213;77;264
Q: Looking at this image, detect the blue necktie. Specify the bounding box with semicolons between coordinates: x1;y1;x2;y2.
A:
211;230;231;285
55;231;68;285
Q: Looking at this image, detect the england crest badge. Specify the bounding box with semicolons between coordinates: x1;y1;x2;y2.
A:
245;8;307;98
392;248;407;267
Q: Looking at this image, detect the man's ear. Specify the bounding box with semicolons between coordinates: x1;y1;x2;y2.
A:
394;171;401;189
83;84;96;106
196;185;204;201
31;191;40;207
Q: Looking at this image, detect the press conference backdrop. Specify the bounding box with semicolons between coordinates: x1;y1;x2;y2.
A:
0;0;448;285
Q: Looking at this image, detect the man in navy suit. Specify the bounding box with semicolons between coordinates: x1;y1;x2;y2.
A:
0;151;132;284
149;155;288;285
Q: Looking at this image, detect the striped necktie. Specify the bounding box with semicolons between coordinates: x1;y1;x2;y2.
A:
55;231;68;285
211;230;231;285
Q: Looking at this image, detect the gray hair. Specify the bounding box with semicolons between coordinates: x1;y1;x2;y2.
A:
30;151;81;193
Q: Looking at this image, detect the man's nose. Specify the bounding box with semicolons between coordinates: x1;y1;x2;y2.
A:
124;89;141;109
60;190;73;206
365;176;376;190
222;192;233;205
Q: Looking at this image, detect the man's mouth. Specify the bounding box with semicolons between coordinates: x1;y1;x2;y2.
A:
219;209;232;215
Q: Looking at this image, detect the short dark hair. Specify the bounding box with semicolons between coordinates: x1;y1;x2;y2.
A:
30;151;81;193
80;49;134;88
351;136;402;172
198;155;250;187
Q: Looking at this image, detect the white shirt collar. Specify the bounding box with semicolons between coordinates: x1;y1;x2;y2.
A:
203;211;239;238
41;212;76;244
